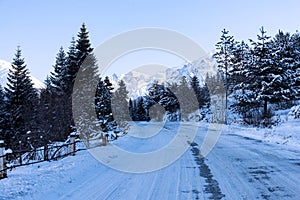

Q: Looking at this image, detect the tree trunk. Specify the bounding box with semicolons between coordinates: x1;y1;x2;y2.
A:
263;99;268;118
44;144;48;161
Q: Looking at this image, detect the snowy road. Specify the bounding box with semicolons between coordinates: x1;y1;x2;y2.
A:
1;122;300;199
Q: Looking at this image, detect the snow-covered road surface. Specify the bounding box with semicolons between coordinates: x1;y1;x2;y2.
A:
0;122;299;199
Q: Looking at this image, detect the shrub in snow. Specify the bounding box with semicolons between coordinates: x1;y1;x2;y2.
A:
4;149;13;155
289;105;300;119
235;107;279;128
185;109;209;122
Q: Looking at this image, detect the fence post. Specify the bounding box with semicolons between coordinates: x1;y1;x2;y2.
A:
70;134;76;156
0;140;7;179
19;140;22;165
102;133;107;146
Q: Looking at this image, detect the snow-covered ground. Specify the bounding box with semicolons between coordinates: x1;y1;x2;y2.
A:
0;119;300;199
225;118;300;149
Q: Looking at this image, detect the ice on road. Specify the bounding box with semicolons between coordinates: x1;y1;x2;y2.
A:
1;122;300;199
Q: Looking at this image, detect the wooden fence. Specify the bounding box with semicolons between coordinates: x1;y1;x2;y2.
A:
0;133;113;179
0;136;84;179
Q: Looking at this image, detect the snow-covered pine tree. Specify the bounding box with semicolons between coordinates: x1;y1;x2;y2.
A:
229;41;250;91
0;85;10;146
230;40;260;121
191;75;201;108
111;80;130;126
95;77;117;132
128;98;134;121
200;86;210;110
38;77;55;153
46;46;72;140
147;81;180;121
50;24;95;139
136;97;148;121
213;29;236;123
270;30;299;105
50;47;67;93
290;33;300;100
190;75;210;109
250;27;282;120
72;52;99;145
46;44;74;140
76;23;93;68
176;76;198;120
39;77;53;138
0;85;6;136
5;47;39;150
65;37;78;95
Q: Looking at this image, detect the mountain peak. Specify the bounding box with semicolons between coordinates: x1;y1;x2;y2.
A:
110;59;213;98
0;59;44;89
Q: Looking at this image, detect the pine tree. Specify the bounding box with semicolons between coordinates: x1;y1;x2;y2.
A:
50;47;67;92
174;76;198;120
72;53;99;143
230;40;259;121
291;32;300;100
64;24;94;136
230;41;251;90
5;47;39;150
291;31;300;81
271;31;299;103
111;80;130;126
250;27;278;119
147;81;180;121
95;77;117;132
76;23;93;67
191;75;209;108
0;85;6;136
38;77;54;147
129;98;134;121
191;75;200;106
65;37;78;94
136;97;146;121
52;24;95;139
0;85;10;145
47;43;74;140
213;29;236;123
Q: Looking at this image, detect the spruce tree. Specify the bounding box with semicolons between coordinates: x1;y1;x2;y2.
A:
65;37;78;94
111;80;130;125
175;76;198;120
271;31;299;103
38;77;54;147
95;77;117;132
50;46;67;93
230;40;259;121
250;27;278;119
291;33;300;100
136;97;145;121
47;44;74;140
51;24;95;139
147;81;180;121
5;47;38;150
0;85;10;145
213;29;236;123
72;53;99;143
129;98;134;120
76;23;93;67
191;75;206;108
230;41;251;90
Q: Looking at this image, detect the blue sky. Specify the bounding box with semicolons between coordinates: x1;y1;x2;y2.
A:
1;0;300;81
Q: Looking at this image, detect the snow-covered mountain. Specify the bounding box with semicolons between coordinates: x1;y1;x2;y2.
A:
112;57;215;98
0;59;44;89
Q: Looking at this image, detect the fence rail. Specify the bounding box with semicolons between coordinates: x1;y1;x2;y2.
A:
0;133;113;179
0;139;86;177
